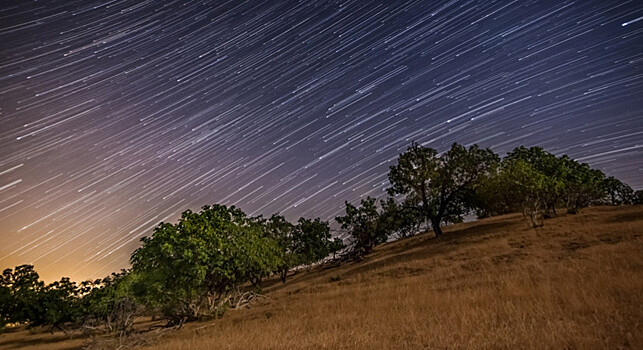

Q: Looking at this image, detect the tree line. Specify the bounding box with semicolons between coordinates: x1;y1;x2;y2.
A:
337;143;640;254
1;143;639;335
1;206;343;333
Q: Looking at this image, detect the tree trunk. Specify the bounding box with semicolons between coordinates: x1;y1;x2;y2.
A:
251;276;262;287
531;210;542;227
431;218;442;237
527;201;544;228
544;202;556;218
419;186;437;237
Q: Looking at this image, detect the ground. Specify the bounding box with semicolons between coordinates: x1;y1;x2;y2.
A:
2;205;642;349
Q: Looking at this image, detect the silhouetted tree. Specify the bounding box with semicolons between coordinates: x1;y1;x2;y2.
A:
336;197;388;255
560;156;606;213
0;268;17;332
0;265;44;328
601;176;635;205
635;190;643;205
38;277;81;333
0;265;83;333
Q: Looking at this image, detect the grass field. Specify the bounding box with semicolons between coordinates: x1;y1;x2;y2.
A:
2;205;642;349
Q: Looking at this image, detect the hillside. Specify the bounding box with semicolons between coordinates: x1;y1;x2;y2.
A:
2;205;642;349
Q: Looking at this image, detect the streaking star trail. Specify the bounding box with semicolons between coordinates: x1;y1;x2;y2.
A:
0;0;642;282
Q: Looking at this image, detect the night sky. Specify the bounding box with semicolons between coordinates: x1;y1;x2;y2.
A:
1;0;642;282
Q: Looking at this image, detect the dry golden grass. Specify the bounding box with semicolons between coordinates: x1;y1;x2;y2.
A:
2;205;642;349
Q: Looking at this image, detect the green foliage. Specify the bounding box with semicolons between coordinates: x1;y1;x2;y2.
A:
475;146;633;227
473;168;517;218
78;270;139;335
2;143;635;334
505;146;566;217
379;197;424;239
387;142;499;236
336;197;389;255
335;196;425;256
498;159;548;227
1;206;344;331
294;217;334;265
38;278;81;331
130;204;281;323
560;156;606;213
262;214;297;283
263;214;342;282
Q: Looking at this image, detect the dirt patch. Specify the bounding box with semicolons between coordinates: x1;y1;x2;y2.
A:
562;240;592;251
597;234;623;245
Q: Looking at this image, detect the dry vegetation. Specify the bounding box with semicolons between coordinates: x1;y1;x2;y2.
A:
2;205;642;350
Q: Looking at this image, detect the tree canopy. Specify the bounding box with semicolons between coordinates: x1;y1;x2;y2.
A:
130;204;281;323
336;196;389;255
387;142;499;236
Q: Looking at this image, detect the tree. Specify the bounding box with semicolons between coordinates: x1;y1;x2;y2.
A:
379;197;424;239
387;142;499;237
38;277;81;333
473;167;519;218
0;269;16;332
294;217;334;266
335;197;389;256
0;265;83;333
79;270;139;336
601;176;635;205
328;237;345;260
263;215;338;283
130;204;281;324
471;147;636;225
263;214;297;283
560;156;606;213
636;190;643;205
0;265;44;328
498;159;548;228
505;146;566;217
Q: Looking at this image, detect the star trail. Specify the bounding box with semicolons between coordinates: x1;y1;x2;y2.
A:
0;0;642;282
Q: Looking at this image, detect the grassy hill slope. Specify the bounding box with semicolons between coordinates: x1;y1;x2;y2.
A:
151;205;643;349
